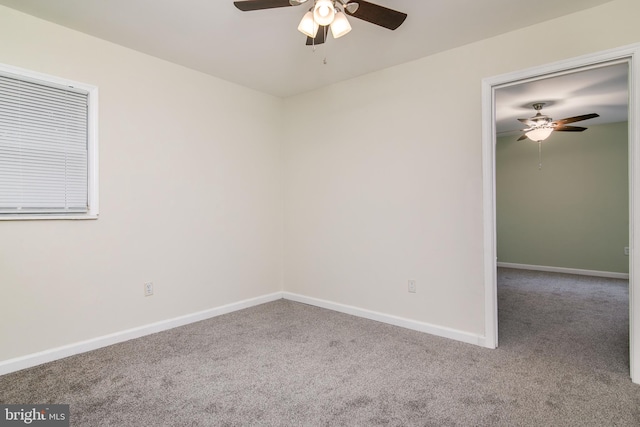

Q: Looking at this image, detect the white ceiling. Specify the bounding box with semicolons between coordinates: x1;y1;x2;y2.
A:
0;0;617;98
495;62;629;136
1;0;627;134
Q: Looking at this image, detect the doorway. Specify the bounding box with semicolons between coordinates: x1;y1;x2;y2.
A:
481;43;640;383
495;63;629;275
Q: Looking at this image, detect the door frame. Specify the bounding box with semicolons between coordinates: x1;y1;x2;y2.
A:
481;43;640;383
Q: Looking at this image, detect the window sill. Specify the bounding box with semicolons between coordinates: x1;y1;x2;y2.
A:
0;214;99;221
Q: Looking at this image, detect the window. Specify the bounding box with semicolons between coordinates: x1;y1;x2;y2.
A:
0;64;98;220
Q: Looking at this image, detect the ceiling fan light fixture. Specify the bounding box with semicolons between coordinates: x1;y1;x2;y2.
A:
298;11;319;37
314;0;336;26
525;127;554;142
330;11;351;38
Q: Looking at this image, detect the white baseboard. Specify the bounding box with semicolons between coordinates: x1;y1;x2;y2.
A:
0;292;283;376
497;262;629;279
282;292;486;347
1;291;489;376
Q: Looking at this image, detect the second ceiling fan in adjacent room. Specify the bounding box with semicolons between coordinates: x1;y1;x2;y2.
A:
516;102;600;170
517;102;599;142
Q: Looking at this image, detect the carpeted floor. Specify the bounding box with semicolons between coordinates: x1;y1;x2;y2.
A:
1;268;640;426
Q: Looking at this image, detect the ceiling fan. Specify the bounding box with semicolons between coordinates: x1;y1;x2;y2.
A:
233;0;407;45
517;102;599;142
516;103;600;170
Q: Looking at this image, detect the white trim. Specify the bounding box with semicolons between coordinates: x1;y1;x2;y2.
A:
0;62;99;221
629;42;640;385
0;214;98;221
482;75;498;349
87;84;99;218
282;292;485;347
1;290;489;376
497;262;629;280
0;292;283;376
482;43;640;384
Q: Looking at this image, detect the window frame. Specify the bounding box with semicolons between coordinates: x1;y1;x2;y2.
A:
0;63;99;220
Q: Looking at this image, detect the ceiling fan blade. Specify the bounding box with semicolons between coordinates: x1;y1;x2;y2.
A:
517;134;528;141
305;26;328;45
234;0;293;11
518;118;534;125
345;0;407;30
554;125;588;132
552;113;599;126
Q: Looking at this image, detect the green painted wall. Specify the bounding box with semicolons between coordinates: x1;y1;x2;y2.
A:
496;121;629;273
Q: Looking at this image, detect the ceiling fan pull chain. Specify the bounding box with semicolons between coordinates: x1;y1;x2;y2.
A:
314;26;327;64
323;26;327;64
538;141;543;170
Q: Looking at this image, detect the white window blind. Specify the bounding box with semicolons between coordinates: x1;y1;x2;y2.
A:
0;73;89;214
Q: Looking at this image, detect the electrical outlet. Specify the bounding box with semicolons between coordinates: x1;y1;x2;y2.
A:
408;280;416;293
144;282;154;296
625;247;630;256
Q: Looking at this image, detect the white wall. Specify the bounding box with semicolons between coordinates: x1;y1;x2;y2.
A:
0;6;283;362
283;0;640;339
2;0;640;368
